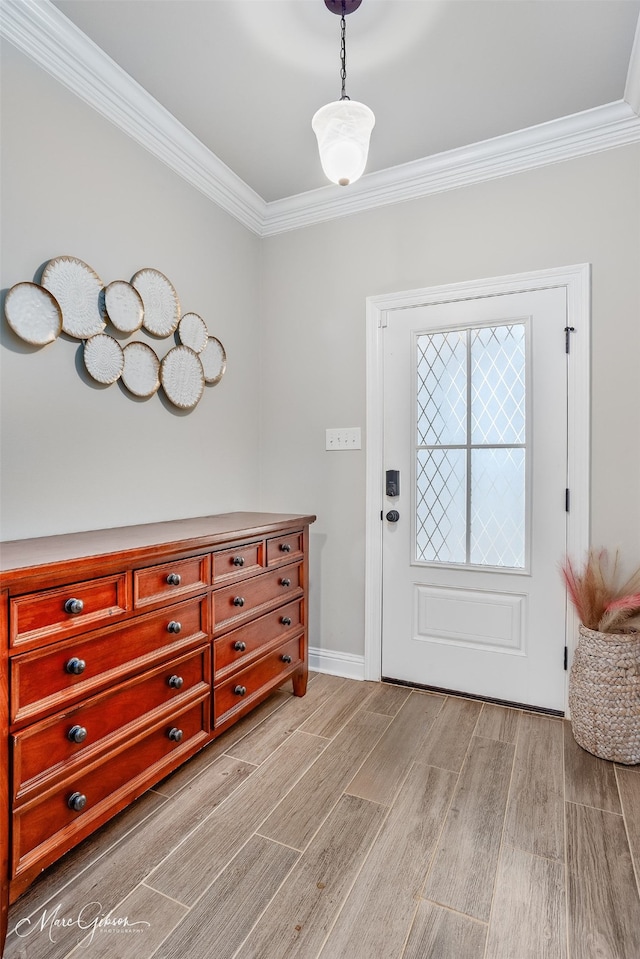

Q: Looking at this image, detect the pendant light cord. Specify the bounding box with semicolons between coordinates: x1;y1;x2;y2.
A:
340;12;349;100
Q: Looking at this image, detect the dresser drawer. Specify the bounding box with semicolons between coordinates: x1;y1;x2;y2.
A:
12;646;210;802
12;697;209;881
134;554;210;609
214;600;303;677
213;635;303;727
213;565;302;634
266;530;304;566
212;541;264;584
10;573;130;651
11;596;208;725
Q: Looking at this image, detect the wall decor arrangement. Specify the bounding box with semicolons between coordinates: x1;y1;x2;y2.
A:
4;255;226;410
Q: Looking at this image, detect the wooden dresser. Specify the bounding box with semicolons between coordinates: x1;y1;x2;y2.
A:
0;511;315;950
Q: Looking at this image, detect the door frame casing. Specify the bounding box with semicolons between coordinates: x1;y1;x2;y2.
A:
364;265;590;713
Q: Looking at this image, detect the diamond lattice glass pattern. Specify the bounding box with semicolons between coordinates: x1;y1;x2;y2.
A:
414;321;527;568
416;449;466;563
416;331;467;446
471;324;525;444
470;448;526;567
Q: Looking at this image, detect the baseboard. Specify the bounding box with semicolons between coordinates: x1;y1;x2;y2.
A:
308;646;365;681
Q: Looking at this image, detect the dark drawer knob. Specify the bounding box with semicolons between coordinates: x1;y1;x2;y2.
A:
233;640;247;652
166;573;181;586
68;791;87;812
168;675;184;689
168;727;183;742
233;597;245;607
67;725;87;744
281;654;292;664
234;685;247;696
281;616;292;626
280;543;292;553
233;556;245;567
281;578;291;588
167;621;182;634
65;657;86;675
64;598;84;615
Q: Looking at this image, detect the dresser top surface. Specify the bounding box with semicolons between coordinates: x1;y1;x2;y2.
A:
0;512;316;580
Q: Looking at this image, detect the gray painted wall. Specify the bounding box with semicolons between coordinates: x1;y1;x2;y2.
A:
1;43;261;540
260;147;640;658
2;44;639;667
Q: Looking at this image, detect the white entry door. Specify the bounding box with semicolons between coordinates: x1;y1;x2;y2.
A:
381;287;569;711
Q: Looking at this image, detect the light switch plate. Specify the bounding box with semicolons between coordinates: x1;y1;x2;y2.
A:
325;427;361;450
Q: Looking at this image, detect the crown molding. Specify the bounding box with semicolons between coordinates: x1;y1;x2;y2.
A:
262;101;640;235
2;0;639;239
0;0;267;235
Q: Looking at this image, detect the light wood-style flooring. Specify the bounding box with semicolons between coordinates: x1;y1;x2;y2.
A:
5;675;640;959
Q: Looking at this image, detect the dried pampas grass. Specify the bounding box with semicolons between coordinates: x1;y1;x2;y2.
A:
562;549;640;634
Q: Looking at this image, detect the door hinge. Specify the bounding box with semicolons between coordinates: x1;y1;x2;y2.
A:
564;326;575;353
565;488;570;512
564;646;568;671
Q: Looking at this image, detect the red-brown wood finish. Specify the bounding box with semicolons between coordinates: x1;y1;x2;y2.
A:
13;645;210;802
0;589;9;955
133;553;211;610
13;696;210;884
265;530;305;566
0;511;315;950
213;563;303;634
10;572;130;651
213;633;304;727
214;600;303;675
11;596;209;726
212;540;264;583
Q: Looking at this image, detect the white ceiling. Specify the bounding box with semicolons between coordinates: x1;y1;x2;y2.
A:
50;0;640;203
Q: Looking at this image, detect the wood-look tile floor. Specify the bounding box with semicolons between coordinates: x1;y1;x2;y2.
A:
5;675;640;959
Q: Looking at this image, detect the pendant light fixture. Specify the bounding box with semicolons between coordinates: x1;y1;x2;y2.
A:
312;0;375;187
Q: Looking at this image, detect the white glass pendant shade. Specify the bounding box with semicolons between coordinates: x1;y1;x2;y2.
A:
312;99;375;186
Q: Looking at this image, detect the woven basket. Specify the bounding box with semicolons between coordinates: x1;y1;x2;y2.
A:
569;625;640;764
